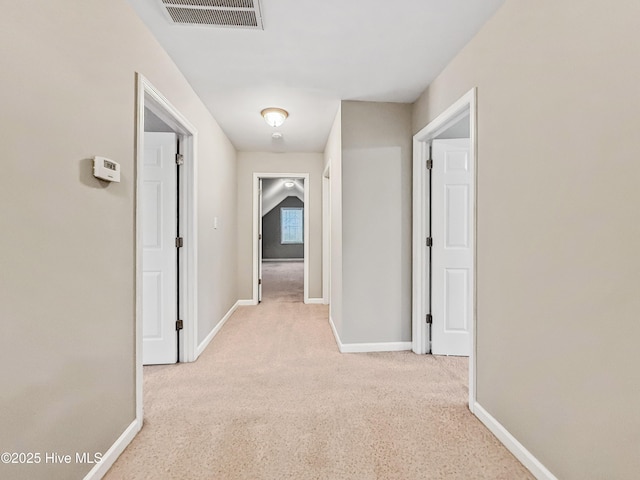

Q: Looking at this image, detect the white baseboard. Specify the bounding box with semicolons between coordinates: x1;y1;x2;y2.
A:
196;300;241;357
237;299;256;306
83;418;141;480
305;298;324;304
328;315;343;352
262;258;303;262
328;317;410;353
340;341;412;353
473;403;557;480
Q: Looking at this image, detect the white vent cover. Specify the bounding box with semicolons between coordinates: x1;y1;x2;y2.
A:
160;0;263;29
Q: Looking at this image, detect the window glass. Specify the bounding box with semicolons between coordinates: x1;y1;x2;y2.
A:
281;207;303;244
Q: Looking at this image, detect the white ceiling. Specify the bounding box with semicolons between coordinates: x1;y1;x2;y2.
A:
127;0;504;153
262;178;304;216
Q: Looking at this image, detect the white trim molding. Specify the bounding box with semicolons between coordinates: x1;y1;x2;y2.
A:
322;163;331;305
82;419;141;480
237;299;256;306
474;403;558;480
328;317;411;353
340;342;412;353
196;301;241;357
305;298;324;305
262;258;303;262
328;316;342;352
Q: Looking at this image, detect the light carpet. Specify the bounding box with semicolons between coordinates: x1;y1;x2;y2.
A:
105;261;533;479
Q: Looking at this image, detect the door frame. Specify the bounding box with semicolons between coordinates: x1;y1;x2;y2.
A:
412;87;477;410
252;172;310;304
135;73;199;421
322;163;331;305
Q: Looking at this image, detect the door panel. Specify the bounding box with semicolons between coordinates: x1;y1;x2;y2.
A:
142;132;177;365
431;139;472;356
142;271;162;337
444;268;469;331
445;185;470;247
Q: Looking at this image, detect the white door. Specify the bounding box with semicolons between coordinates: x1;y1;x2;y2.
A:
258;178;263;302
142;132;177;364
431;139;473;356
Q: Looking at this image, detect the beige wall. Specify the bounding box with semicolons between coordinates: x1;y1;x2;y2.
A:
413;1;640;478
0;1;237;479
196;124;238;345
341;101;413;344
237;152;324;300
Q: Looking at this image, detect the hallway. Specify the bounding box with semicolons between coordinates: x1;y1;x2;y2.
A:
105;274;532;479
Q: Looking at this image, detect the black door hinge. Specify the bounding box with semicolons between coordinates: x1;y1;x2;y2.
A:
176;237;183;248
426;237;433;247
176;153;184;165
426;314;433;324
176;319;184;331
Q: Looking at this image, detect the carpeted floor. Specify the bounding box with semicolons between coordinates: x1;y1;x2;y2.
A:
104;262;533;479
261;260;304;304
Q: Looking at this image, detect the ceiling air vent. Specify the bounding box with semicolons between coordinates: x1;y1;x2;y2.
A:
161;0;263;29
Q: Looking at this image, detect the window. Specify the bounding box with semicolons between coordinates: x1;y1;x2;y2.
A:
281;207;303;244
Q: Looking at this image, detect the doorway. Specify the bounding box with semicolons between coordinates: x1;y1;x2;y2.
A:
135;74;199;418
412;88;477;408
253;173;310;304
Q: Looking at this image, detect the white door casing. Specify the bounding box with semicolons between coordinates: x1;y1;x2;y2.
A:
252;173;310;304
142;132;178;365
431;139;473;356
258;178;263;302
135;74;199;443
411;87;476;410
322;164;331;305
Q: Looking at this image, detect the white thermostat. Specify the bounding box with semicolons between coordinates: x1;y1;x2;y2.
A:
93;156;121;182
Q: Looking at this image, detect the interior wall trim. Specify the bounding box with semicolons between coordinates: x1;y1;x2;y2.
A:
196;300;241;357
82;419;140;480
474;403;558;480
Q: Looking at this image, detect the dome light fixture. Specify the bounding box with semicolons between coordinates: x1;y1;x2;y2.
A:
261;107;289;127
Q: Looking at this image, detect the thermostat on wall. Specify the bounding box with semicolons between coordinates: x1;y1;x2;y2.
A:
93;156;121;182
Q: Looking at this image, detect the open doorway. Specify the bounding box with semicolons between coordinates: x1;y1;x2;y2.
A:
252;173;310;304
260;177;304;303
135;74;199;420
412;88;477;409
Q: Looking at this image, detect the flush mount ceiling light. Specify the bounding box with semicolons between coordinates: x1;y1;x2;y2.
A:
284;181;295;188
261;108;288;127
